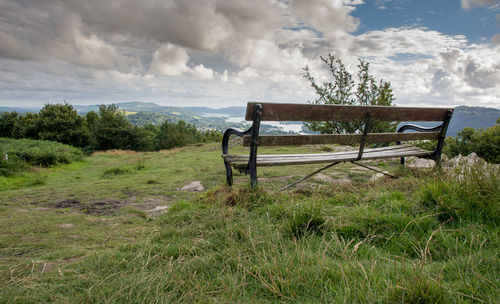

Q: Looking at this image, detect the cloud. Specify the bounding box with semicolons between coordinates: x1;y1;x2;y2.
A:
460;0;498;10
288;0;361;40
350;27;468;58
149;43;215;79
341;27;500;107
0;0;499;108
0;3;143;72
149;44;191;76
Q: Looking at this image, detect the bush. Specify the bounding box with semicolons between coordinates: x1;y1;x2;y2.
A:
37;103;91;147
155;120;202;150
0;137;83;176
2;103;209;153
444;124;500;163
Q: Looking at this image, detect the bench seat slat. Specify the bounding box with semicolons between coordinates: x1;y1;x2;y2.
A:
223;144;431;168
225;144;419;159
246;102;450;122
242;132;440;146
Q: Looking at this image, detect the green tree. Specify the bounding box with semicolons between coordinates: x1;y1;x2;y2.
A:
155;120;201;150
0;111;19;138
202;129;223;142
303;54;397;134
444;122;500;164
445;127;475;157
94;104;138;151
36;103;91;147
474;124;499;163
13;112;39;139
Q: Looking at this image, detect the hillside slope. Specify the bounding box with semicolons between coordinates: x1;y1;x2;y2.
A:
0;142;498;302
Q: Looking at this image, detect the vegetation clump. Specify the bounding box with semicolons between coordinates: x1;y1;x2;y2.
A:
444;121;500;163
0;137;83;176
0;103;222;154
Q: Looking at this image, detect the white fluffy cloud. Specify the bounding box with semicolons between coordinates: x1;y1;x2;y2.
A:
0;0;499;108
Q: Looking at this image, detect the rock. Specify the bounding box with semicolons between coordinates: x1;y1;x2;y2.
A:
180;181;205;191
59;223;74;229
313;173;336;183
449;153;498;180
450;153;480;167
151;206;169;212
408;158;435;168
371;173;385;181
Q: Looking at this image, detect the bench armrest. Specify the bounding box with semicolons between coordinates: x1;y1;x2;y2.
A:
222;127;253;155
221;127;252;186
397;124;442;134
396;108;453;166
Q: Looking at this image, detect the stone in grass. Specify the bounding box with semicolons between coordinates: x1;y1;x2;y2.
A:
179;181;205;192
408;158;435;168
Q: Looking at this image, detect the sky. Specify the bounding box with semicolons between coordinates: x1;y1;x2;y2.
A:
0;0;499;109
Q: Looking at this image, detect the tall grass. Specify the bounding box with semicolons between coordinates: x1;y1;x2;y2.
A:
419;163;500;223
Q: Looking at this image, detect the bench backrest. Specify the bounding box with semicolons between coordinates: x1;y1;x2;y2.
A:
245;102;450;122
243;102;453;147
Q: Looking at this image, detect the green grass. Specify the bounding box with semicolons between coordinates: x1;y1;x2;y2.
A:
0;142;498;302
0;137;84;177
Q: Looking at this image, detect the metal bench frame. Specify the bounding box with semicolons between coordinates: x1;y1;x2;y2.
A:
222;103;453;189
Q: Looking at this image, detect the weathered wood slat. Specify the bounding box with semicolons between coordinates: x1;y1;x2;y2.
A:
242;132;440;146
225;149;424;164
231;149;431;168
245;102;450;122
224;144;420;160
223;144;432;168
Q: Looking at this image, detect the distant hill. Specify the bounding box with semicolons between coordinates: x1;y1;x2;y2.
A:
447;106;500;136
1;102;498;137
0;106;39;113
399;106;500;137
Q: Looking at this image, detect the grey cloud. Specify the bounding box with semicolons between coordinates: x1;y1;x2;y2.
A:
25;0;282;52
464;60;500;89
0;1;144;72
0;31;41;61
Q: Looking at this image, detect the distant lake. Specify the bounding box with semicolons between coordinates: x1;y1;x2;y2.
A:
202;113;304;133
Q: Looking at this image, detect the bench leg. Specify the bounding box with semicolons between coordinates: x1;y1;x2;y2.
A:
280;162;340;191
224;161;233;186
250;166;257;189
351;161;397;178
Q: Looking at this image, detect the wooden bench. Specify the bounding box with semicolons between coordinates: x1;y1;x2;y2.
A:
222;102;453;189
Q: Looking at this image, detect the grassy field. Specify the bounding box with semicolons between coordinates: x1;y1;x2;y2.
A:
0;141;498;303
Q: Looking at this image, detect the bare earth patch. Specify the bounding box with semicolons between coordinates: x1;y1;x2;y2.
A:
52;199;124;215
51;196;173;216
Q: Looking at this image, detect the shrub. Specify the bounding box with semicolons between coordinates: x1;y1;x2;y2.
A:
0;138;83;176
444;124;500;163
155;120;202;150
102;167;132;177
